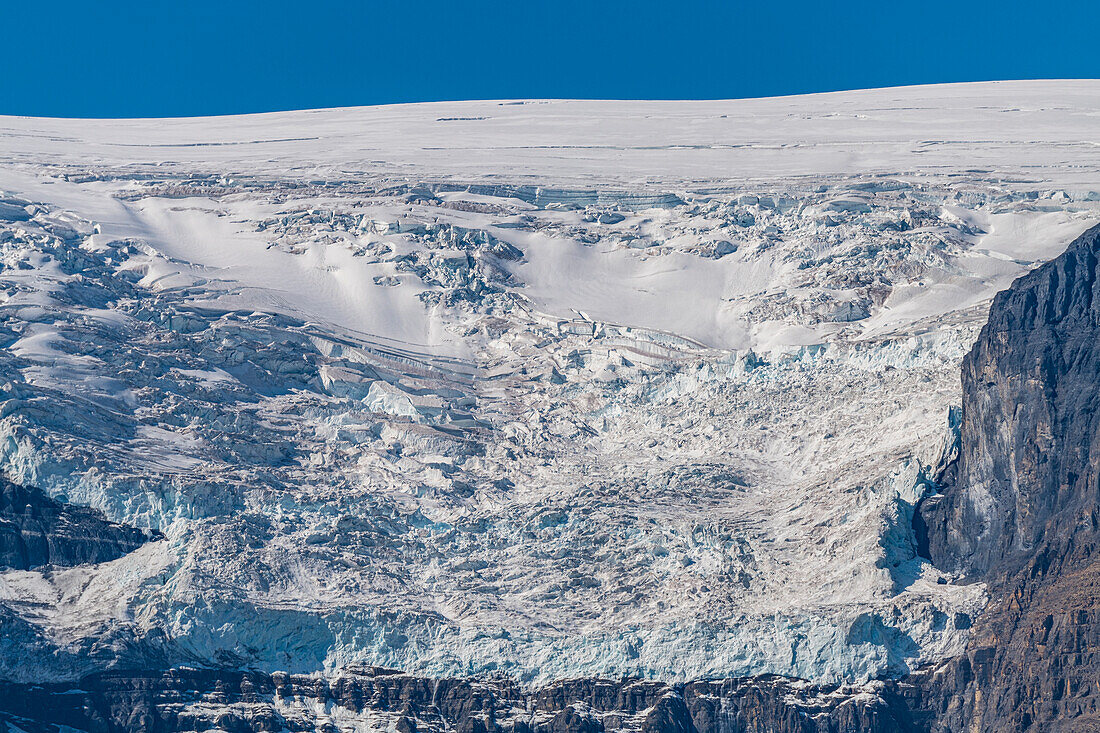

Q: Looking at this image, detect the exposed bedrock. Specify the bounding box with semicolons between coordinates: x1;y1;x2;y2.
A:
0;477;157;570
917;223;1100;730
0;669;924;733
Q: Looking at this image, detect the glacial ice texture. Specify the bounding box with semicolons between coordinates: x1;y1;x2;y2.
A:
0;81;1098;684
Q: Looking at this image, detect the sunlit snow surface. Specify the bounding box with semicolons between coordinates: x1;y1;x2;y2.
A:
0;81;1098;683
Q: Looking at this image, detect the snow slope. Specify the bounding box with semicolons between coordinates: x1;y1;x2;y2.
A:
0;80;1097;684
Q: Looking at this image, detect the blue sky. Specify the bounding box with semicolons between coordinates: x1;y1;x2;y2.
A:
4;0;1098;117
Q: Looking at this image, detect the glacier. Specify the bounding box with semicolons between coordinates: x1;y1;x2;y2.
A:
0;80;1098;689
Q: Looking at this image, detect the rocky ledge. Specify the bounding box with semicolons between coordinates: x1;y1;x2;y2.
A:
0;669;925;733
0;478;157;570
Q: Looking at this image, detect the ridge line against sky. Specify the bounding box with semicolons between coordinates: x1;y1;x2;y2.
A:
2;78;1091;121
3;0;1100;118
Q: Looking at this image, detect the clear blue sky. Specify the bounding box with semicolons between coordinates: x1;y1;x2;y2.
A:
4;0;1098;117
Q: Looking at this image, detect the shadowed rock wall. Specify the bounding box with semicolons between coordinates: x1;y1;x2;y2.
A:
0;478;156;570
919;223;1100;730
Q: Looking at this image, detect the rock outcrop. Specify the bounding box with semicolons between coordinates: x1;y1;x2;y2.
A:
918;222;1100;730
0;478;156;569
0;669;923;733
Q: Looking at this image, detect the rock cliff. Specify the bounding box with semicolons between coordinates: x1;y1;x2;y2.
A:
0;669;922;733
919;222;1100;730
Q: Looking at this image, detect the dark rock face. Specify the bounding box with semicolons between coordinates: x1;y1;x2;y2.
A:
917;223;1100;730
0;478;156;569
922;222;1100;577
0;669;922;733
